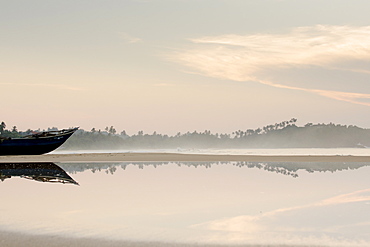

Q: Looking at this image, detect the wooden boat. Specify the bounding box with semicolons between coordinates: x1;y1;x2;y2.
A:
0;162;78;185
0;127;78;156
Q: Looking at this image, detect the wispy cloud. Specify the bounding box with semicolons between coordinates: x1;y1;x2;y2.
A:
118;32;143;44
259;80;370;106
173;25;370;106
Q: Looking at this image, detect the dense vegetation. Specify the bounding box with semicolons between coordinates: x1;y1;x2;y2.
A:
0;121;57;138
2;119;370;149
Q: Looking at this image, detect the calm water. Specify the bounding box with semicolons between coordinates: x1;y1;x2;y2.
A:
1;161;370;246
52;147;370;156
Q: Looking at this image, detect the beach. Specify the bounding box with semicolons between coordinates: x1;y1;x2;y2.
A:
1;152;370;162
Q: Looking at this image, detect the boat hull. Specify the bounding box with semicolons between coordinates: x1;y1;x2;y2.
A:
0;129;76;156
0;162;78;184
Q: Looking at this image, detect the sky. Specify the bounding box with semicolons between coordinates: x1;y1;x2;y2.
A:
2;0;370;135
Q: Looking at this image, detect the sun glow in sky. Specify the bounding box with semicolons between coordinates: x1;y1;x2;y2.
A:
2;0;370;134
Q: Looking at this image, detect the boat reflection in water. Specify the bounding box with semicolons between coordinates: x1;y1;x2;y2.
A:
0;162;78;185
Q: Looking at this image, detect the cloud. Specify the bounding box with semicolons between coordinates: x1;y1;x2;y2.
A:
118;32;142;44
173;25;370;106
259;79;370;106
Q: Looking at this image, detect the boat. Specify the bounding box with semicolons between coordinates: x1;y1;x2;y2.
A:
0;162;78;185
0;127;78;156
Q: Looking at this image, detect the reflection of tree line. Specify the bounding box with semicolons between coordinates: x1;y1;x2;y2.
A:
235;162;299;178
58;162;370;178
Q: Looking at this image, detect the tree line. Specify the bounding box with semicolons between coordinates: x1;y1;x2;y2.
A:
0;121;22;138
0;121;58;138
2;118;370;149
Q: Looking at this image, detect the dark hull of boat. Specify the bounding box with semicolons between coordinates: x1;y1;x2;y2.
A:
0;162;78;184
0;130;76;156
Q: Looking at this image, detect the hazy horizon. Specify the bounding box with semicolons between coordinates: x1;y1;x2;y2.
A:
2;0;370;135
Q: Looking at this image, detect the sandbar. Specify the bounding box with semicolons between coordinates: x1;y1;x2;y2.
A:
1;152;370;162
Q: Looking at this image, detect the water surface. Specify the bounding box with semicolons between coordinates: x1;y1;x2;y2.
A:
52;147;370;156
1;161;370;246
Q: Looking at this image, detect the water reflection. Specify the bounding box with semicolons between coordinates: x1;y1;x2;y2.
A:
2;161;370;246
60;161;370;178
0;162;78;185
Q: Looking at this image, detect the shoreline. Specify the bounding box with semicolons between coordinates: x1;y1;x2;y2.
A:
1;152;370;162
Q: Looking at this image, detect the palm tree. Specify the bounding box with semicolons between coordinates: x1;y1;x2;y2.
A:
109;126;116;135
289;118;297;125
0;121;6;135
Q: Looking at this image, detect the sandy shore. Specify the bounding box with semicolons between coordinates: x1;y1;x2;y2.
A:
1;152;370;162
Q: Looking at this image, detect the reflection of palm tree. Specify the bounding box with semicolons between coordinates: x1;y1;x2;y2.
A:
237;162;296;177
